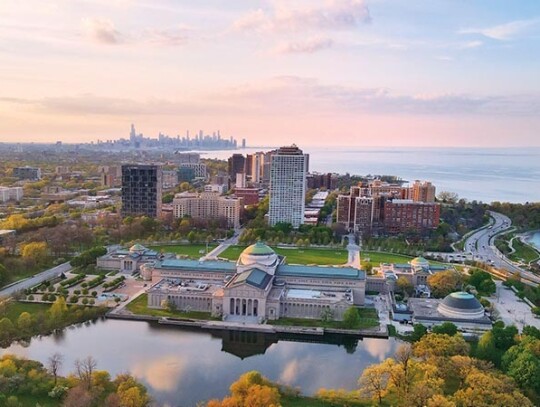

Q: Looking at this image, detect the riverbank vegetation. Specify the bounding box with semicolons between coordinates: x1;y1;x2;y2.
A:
0;354;149;407
125;293;219;320
205;326;539;406
268;307;379;330
0;298;107;348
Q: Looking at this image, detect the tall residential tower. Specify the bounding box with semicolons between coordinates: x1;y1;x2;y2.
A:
121;164;163;218
268;145;308;228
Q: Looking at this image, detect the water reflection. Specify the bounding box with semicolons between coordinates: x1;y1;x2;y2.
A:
1;319;398;407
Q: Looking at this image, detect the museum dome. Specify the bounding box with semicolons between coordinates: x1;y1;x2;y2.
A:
438;291;485;320
411;256;430;272
129;243;147;254
237;242;279;268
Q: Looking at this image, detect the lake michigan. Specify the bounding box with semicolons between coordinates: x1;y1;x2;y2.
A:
199;146;540;204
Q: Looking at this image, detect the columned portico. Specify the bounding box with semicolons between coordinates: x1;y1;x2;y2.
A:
228;297;260;317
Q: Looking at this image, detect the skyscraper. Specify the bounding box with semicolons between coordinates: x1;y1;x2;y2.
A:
121;164;163;218
268;145;308;228
228;154;246;183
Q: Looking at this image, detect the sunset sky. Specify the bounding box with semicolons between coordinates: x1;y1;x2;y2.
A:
1;0;539;146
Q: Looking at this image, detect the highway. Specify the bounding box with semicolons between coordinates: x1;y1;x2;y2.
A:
464;211;540;285
0;261;72;298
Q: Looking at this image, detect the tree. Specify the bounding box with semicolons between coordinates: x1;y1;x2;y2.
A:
342;307;361;329
118;386;149;407
502;336;540;393
63;385;94;407
49;296;68;323
48;352;63;385
320;307;334;323
0;263;6;287
467;270;496;295
21;241;49;265
432;322;458;336
359;363;390;405
396;276;414;296
75;356;97;389
410;324;428;342
427;270;463;298
522;325;540;339
492;324;518;351
414;334;469;360
0;317;15;342
16;312;33;335
437;191;459;204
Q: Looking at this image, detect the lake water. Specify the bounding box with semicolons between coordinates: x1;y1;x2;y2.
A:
1;319;398;407
197;147;540;203
530;232;540;250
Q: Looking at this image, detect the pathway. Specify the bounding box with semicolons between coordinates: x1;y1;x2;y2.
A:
0;261;72;298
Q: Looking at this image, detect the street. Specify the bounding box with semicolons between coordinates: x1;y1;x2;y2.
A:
464;211;540;284
0;261;72;298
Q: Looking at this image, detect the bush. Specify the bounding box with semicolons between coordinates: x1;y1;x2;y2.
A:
73;290;81;295
532;307;540;316
49;294;56;302
48;285;55;292
91;291;97;297
41;294;48;301
27;294;34;301
82;289;89;295
82;298;89;305
81;282;88;288
69;295;79;303
89;299;95;305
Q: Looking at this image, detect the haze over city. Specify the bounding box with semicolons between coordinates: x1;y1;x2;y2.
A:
1;0;540;146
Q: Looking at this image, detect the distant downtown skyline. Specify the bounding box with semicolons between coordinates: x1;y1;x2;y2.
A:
1;1;540;147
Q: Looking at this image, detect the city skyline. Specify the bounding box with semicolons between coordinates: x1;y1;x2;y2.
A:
1;1;540;147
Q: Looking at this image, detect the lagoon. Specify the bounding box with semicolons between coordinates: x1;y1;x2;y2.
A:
1;318;398;407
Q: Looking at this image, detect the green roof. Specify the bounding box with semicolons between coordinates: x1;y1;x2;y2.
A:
277;264;365;280
242;242;275;256
450;291;474;300
155;259;236;272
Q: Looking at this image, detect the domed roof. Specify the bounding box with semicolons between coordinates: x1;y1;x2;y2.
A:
242;242;275;256
411;257;429;267
438;291;485;320
237;242;279;271
129;243;147;253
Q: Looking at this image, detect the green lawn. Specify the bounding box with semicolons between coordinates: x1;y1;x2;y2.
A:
219;245;416;266
509;239;540;263
125;293;219;320
268;307;379;330
149;244;217;259
1;301;51;321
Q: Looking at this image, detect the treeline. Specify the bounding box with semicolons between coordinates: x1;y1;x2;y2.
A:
206;326;539;406
70;246;107;268
239;224;337;246
0;354;149;407
0;213;61;232
0;298;107;347
490;202;540;230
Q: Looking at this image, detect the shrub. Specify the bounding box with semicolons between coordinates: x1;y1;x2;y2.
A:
41;294;48;301
27;294;34;301
89;299;95;305
48;285;55;292
82;289;89;295
49;294;56;302
91;291;97;297
81;282;88;288
82;298;89;305
73;290;81;295
69;295;79;303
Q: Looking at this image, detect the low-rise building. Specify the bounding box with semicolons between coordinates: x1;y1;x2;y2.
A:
172;192;242;228
144;242;366;323
0;186;23;202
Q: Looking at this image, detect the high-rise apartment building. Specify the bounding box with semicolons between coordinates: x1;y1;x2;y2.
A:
228;154;246;182
13;166;41;180
337;179;439;235
268;145;308;228
121;164;162;218
410;180;436;203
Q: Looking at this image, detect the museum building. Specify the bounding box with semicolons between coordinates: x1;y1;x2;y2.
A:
142;242;366;323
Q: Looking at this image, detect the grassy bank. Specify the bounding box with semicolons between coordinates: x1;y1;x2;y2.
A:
125;293;219;320
268;307;379;330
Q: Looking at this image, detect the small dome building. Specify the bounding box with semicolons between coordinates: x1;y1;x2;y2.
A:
438;291;485;320
410;256;430;272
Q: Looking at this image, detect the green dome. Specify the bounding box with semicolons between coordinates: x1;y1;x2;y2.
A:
242;242;275;256
411;257;430;267
129;243;147;253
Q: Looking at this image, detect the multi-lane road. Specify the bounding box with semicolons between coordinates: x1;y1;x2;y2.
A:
0;261;72;298
464;211;540;285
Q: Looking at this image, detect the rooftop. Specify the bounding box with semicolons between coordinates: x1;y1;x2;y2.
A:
277;264;365;280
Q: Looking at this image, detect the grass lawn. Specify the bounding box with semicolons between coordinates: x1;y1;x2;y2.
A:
220;245;416;266
1;302;51;321
509;239;540;263
268;307;379;330
125;293;219;320
149;244;217;259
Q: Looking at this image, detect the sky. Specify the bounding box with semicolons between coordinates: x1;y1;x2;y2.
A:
0;0;540;147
